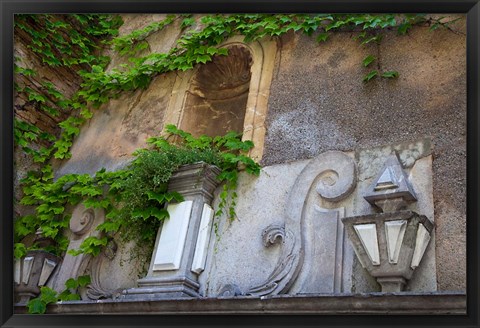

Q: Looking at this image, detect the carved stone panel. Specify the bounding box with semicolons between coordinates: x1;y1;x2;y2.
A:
289;151;356;294
85;240;121;300
211;140;436;296
235;151;357;296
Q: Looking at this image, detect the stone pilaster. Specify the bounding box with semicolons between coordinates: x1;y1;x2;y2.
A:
122;162;221;300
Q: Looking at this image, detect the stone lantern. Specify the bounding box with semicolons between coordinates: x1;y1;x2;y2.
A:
341;153;434;292
14;230;61;304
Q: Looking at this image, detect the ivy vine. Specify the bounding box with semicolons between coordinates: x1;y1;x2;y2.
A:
14;13;459;164
14;125;260;260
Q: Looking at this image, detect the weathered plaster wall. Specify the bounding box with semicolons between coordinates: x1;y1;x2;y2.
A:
54;73;177;177
262;23;466;291
54;14;183;177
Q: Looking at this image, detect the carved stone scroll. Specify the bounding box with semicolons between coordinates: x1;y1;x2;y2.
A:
51;204;105;293
85;240;122;300
234;151;357;297
246;225;297;296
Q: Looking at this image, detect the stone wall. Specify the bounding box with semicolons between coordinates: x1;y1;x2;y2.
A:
48;14;466;295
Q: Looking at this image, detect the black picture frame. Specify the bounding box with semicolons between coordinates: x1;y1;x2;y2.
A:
1;1;478;327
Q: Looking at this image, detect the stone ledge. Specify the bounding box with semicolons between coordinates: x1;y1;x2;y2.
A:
14;292;466;315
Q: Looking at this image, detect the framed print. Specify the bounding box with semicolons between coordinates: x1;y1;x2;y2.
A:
1;1;478;327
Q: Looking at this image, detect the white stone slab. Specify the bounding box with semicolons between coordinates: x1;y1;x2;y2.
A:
411;223;431;269
191;204;214;274
14;259;21;284
38;258;57;286
385;220;407;264
153;201;193;271
354;224;380;266
22;256;34;284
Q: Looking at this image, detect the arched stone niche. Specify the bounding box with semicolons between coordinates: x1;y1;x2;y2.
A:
181;45;253;137
164;36;276;161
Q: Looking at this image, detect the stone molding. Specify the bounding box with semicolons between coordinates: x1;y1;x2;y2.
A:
124;276;200;299
14;292;466;315
168;162;222;203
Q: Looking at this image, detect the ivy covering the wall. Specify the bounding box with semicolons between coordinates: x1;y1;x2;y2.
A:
14;13;460;164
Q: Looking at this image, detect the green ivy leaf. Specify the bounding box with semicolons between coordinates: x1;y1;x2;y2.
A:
196;54;211;64
206;46;219;55
316;33;329;42
26;298;47;314
216;48;229;56
68;236;108;257
80;109;93;119
97;219;122;233
361;34;383;45
28;92;47;103
164;191;184;203
398;22;412;35
363;70;378;82
146;191;165;203
77;275;91;287
84;198;110;209
14;243;28;259
39;286;58;304
181;17;195;29
362;55;376;67
59;293;81;301
381;71;399;78
133;207;169;221
65;278;79;289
